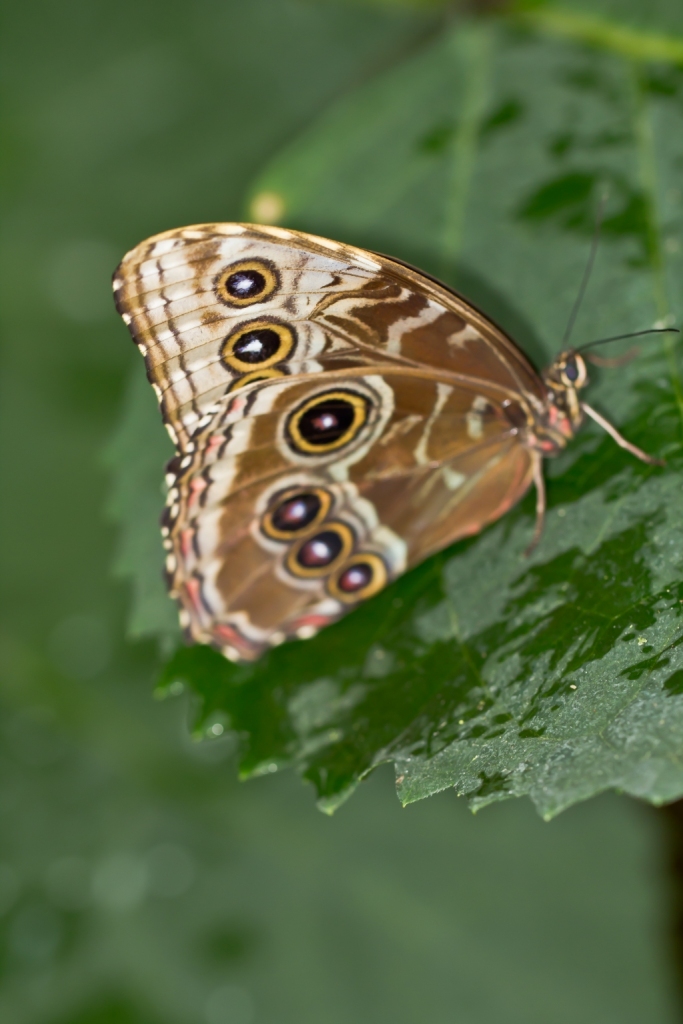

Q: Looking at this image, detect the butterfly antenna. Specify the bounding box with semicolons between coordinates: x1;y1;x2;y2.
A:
561;189;608;349
576;327;679;352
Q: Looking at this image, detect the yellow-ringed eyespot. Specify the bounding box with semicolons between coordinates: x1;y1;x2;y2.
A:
328;553;387;603
215;259;279;307
559;354;587;389
285;521;354;578
286;389;370;455
228;367;286;391
221;319;295;372
262;487;332;541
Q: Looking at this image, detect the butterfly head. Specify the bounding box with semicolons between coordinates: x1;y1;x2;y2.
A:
546;351;588;392
540;350;588;442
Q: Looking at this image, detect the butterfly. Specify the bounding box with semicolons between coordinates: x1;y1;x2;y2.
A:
113;223;662;662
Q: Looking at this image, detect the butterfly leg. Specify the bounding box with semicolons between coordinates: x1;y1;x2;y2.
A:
581;402;665;466
524;452;546;557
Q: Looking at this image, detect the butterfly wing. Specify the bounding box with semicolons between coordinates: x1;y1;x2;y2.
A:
114;224;543;660
113;223;546;445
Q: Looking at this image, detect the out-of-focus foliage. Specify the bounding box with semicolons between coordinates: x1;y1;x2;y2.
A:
1;0;681;1020
113;0;683;816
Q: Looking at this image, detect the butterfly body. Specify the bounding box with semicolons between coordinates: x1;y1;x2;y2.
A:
113;223;644;662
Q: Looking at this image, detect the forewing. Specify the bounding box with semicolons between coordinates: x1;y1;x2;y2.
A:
113;223;546;451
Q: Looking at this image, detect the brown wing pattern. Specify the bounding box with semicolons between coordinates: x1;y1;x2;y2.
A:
114;223;543;660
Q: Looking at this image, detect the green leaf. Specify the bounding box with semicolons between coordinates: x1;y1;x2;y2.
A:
111;3;683;815
104;372;179;650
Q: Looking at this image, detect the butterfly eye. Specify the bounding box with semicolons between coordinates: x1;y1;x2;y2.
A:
560;355;586;388
286;390;370;455
216;259;279;306
328;553;387;603
286;522;354;578
222;319;295;371
262;487;331;540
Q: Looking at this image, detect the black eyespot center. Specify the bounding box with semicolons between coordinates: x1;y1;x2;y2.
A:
272;492;322;533
296;530;344;568
286;521;354;577
233;327;281;364
299;399;355;445
338;562;373;592
286;389;370;455
226;269;266;299
262;486;332;540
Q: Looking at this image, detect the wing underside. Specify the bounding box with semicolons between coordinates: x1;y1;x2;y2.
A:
114;223;543;660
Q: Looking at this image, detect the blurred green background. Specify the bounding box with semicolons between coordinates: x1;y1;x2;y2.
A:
1;0;682;1021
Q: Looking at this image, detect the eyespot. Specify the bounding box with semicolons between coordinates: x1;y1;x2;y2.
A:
221;319;295;371
228;367;286;391
286;389;370;455
216;259;279;307
262;487;332;541
286;522;354;578
328;553;387;603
